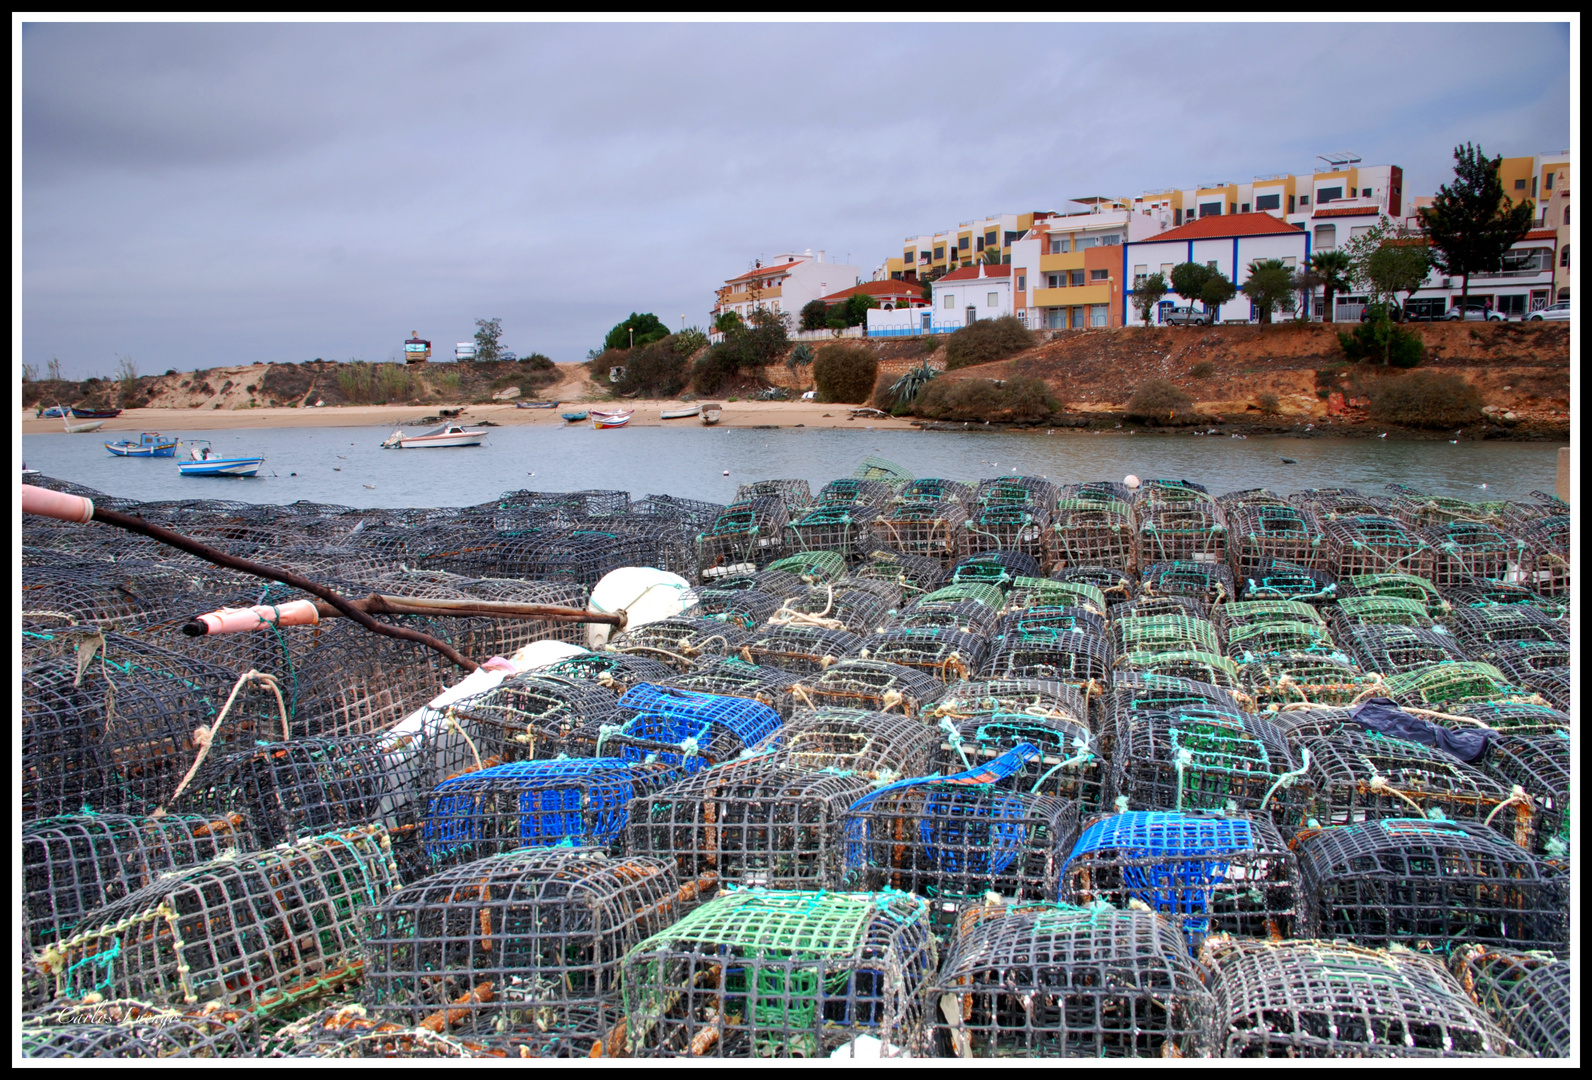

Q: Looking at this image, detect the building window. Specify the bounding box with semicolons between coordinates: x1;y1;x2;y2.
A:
1046;308;1066;329
934;246;944;260
1315;224;1337;250
1174;208;1183;225
1090;269;1109;281
1514;178;1527;191
1564;207;1571;226
1317;186;1342;204
904;251;914;264
1229;203;1237;215
1206;261;1219;271
944;294;955;310
975;237;984;251
1298;195;1310;206
1363;188;1373;197
1199;201;1222;217
1545;172;1554;190
1089;304;1108;328
1240;203;1250;213
985;231;997;249
1099;233;1122;246
1350;226;1373;241
1050;237;1070;254
1282;256;1297;269
987;292;999;307
1048;274;1062;288
1070;270;1085;287
1161;263;1174;279
1133;264;1148;283
1561;245;1570;269
1004;231;1019;245
958;237;969;250
1017;274;1026;291
1288;195;1296;213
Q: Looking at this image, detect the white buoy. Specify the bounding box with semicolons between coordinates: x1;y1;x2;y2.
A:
722;470;730;476
587;566;694;649
1123;474;1140;489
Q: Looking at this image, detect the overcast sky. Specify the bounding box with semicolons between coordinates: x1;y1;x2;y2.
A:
19;19;1572;378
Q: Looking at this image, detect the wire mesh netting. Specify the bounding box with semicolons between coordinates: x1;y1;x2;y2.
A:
626;759;874;889
1138;561;1236;606
740;623;864;675
950;550;1044;590
665;657;798;719
538;651;680;696
747;706;940;779
771;577;900;634
1295;818;1567;953
1325;516;1435;579
619;888;936;1058
1201;937;1521;1057
360;847;710;1038
1476;732;1571;860
40;825;400;1014
1109;710;1309;821
933;703;1102;806
1343;624;1469;675
734;479;814;517
1060;812;1300;949
447;673;622;762
851;546;948;597
21;1000;258;1058
764;549;849;585
983;608;1114;686
605;617;752;673
1450;946;1571;1058
892;597;1002;636
1238;560;1339;603
899;478;973;506
871;501;971;567
927;904;1213;1058
696;498;791;580
1047;498;1136;572
1136;503;1228;568
790;658;945;717
1050;564;1137;605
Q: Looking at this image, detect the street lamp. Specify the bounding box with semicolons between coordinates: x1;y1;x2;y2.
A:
628;327;634;349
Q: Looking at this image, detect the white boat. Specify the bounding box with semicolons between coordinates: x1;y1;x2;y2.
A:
590;409;632;429
64;418;107;434
179;440;265;477
700;404;722;426
660;404;701;420
380;422;487;449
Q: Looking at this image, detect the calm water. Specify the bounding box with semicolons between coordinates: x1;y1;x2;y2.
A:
22;424;1564;508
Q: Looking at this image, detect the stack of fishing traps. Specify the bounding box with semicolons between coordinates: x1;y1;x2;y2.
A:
18;470;1572;1057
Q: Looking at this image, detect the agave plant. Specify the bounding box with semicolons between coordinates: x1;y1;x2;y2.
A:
888;362;939;406
787;342;814;369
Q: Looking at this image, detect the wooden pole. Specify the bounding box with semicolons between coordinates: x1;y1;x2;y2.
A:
1557;446;1570;503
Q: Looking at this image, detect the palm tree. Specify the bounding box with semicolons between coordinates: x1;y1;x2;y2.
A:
1310;249;1352;323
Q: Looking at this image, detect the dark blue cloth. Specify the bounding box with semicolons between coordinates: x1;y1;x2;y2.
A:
1350;697;1490;763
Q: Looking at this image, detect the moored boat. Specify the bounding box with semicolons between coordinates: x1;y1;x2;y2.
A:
71;406;123;419
36;406;68;418
64;418;107;434
179;440;264;477
380;423;487;449
591;409;632;429
660;404;701;420
105;431;181;458
561;410;589;422
700;404;722;426
516;400;558;409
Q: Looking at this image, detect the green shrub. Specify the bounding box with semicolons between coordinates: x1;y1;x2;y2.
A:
1126;379;1197;424
672;328;709;355
333;361;414;405
1256;392;1281;415
520;352;555;370
812;343;878;404
586;347;628;384
1338;314;1424;368
692;345;742;395
1367;371;1482;429
787;343;814;369
615;335;689;397
1189;361;1216;379
912;376;1059;422
943;315;1033;370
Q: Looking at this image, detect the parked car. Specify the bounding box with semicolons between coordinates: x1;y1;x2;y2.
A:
1528;300;1571;321
1164;306;1211;326
1445;303;1505;322
1359;303;1407;323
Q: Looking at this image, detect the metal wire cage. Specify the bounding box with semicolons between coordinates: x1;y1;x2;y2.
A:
1478;733;1571;860
1385;483;1512;530
891;597;1002;636
538;651;680;697
926;904;1213;1058
1450;946;1571;1058
839;771;1081;907
1130;479;1211;509
1238;560;1339;603
858;627;990;683
619;888;936;1058
1381;661;1539;710
982;608;1114;687
447;674;622;763
1136;503;1228;568
1442;579;1567;619
872;501;971;566
359;847;709;1038
40;825;400;1013
1237;652;1378;709
21;1000;258;1058
960;502;1052;565
734;478;814;517
1295;818;1567;954
666;657;798;720
1423;521;1521;585
1450;700;1570;736
740;623;864;675
421;759;675;866
605;616;753;674
850;546;949;597
930;676;1091;728
692;586;782;630
1325;516;1436;579
1137;560;1236;605
1336;571;1450;616
1292;730;1526;840
584;682;783;773
1109;710;1309;821
696;498;791;580
1003;576;1108;615
764;549;849;585
1200;937;1521;1057
1330;594;1437;633
975;475;1060;509
1047;498;1136;573
790;658;945;717
949;550;1045;590
1291;487;1392;521
1225;503;1326;574
899;477;974;506
23;813;255;955
1446;603;1568;653
1060;811;1300;949
771;577;901;634
1515;515;1570;597
1344;624;1469;675
625;758;874;889
262;1010;603;1058
748;706;940;778
1050;564;1136;605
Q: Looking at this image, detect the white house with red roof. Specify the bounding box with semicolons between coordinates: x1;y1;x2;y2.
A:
710;250;861;333
818;279;927;311
1123;212;1309;325
930;263;1015;325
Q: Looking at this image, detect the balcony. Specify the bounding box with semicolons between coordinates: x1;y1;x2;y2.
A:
1039;251;1087;273
1032;284;1111;307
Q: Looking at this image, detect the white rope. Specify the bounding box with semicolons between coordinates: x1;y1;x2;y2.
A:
158;670;287;813
1258;748;1311;811
444;707;483;773
1483;785;1534;829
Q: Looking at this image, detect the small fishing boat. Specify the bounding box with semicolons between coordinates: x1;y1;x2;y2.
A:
64;418;107;434
179;440;265;477
36;406;68;418
660;404;701;420
591;409;632;429
380;422;487;449
561;410;589;423
71;406;123;419
516;400;558;409
106;431;181;458
700;404;722;426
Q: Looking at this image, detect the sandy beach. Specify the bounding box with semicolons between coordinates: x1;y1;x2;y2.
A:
21;400;921;435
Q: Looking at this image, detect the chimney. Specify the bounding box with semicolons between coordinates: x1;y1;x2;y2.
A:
817;250;825;263
978;263;985;278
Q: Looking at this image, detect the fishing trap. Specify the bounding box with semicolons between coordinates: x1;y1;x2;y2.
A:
696;498;791;580
1324;516;1435;579
739;622;863;675
1451;946;1571;1058
447;673;622;762
790;658;945;716
665;657;797;719
749;706;940;779
605;616;752;673
1046;498;1135;572
858;627;989;683
1108;709;1308;820
872;501;971;567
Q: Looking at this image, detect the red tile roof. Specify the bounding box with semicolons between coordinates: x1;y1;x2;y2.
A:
726;259;803;284
1311;205;1382;219
1136;212;1305;243
1523;229;1559;242
819;279;926;302
937;264;1014;282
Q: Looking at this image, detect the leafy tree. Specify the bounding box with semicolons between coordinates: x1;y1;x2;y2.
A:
1200;271;1237;320
1308;249;1353;323
919;266;946;303
1291;264;1325;321
842;292;878;327
981;247;1002;266
1241;260;1295;324
1345;220;1433;312
672;327;709;355
1169;262;1215;311
48;356;62;381
811;343;877;403
712;310;743;335
604;312;669;352
1418;142;1535;310
800;299;829;331
473;318;503;362
1131;271;1168;326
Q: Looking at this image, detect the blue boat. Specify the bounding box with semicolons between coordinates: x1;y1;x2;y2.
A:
106;431;181;458
36;406;68;418
178;440;265;477
561;410;589;422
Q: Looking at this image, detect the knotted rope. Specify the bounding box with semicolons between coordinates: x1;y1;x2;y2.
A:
158;670;289;813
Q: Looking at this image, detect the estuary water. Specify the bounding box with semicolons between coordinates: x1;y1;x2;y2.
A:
22;424;1564;509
